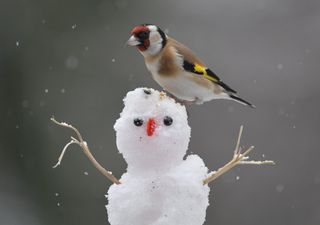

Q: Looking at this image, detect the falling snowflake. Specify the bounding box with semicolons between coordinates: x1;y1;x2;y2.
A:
277;64;283;70
276;184;285;193
65;56;79;69
22;100;29;108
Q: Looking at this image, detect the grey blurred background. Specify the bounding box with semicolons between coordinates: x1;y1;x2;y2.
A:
1;0;320;224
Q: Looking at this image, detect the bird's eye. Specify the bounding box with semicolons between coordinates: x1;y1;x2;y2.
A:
134;118;144;127
138;31;149;39
163;116;173;126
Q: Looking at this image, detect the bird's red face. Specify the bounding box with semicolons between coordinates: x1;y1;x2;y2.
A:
127;25;151;51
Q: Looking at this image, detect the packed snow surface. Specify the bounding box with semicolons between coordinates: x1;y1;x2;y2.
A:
107;88;210;225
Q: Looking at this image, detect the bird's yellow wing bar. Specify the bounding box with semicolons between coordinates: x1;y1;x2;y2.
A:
193;63;218;82
183;60;237;94
183;60;219;82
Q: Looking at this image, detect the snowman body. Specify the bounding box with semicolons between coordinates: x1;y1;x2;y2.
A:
107;88;210;225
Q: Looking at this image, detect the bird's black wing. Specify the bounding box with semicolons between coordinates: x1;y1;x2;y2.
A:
182;60;237;94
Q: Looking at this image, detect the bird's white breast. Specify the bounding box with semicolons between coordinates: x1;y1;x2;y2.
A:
150;70;217;104
145;59;160;76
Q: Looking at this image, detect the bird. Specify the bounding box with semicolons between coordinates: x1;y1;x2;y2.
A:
126;24;255;107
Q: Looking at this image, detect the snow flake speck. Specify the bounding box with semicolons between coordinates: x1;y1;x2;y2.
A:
276;184;285;193
22;100;29;108
277;64;283;70
65;56;79;69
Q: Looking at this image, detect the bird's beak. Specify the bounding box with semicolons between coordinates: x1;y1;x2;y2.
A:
126;35;141;46
146;118;157;136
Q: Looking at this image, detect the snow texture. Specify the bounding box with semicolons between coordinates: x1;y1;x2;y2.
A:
107;88;210;225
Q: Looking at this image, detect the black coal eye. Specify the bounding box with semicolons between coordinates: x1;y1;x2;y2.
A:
134;118;143;127
143;89;151;95
163;116;173;126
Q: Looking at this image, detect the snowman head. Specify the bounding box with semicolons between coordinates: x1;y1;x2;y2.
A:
114;88;191;173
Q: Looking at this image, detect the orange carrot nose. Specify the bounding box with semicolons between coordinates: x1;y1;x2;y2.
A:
146;118;156;136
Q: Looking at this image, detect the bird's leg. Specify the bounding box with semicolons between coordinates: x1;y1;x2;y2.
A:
203;126;275;185
180;99;196;106
51;117;121;185
161;90;196;106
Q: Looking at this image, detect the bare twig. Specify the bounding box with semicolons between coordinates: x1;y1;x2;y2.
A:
51;117;121;185
52;139;77;168
203;126;275;185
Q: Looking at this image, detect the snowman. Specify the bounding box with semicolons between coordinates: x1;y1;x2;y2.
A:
107;87;209;225
51;88;274;225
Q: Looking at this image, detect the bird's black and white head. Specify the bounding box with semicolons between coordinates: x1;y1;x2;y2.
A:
127;24;167;56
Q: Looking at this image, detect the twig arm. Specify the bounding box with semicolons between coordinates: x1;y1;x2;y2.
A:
80;141;120;184
203;126;275;185
51;117;121;185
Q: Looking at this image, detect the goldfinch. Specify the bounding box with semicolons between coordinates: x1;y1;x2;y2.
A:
127;24;255;107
